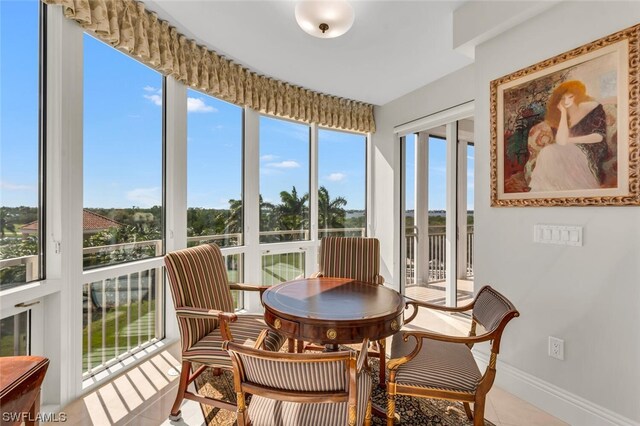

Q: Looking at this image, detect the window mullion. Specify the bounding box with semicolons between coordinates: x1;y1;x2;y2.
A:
44;4;84;407
308;123;319;274
243;107;261;312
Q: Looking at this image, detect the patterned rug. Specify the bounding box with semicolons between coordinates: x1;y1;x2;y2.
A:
194;351;494;425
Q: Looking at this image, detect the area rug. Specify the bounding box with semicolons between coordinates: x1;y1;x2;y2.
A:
194;353;494;425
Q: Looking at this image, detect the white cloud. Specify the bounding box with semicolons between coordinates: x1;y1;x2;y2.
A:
126;187;161;208
260;154;279;162
326;172;346;182
267;160;301;169
187;97;217;113
144;94;162;106
0;181;36;191
143;86;159;92
215;124;224;129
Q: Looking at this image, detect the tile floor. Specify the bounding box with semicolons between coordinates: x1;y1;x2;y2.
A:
45;307;567;426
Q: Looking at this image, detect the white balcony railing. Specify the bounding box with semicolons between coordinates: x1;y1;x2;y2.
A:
2;225;472;375
405;226;474;286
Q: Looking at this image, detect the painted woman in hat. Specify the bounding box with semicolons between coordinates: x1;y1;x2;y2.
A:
529;80;608;192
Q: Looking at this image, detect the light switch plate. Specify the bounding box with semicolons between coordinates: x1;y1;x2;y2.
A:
534;224;582;246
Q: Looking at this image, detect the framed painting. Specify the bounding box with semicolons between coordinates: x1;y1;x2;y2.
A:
490;23;639;206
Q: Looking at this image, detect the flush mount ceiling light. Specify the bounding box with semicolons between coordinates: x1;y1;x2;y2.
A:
295;1;355;39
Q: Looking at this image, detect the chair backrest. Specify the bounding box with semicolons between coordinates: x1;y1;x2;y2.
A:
164;244;234;350
225;336;370;426
319;236;382;285
472;286;519;352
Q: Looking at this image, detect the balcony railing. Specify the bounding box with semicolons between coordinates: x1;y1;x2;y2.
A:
1;227;369;376
405;226;474;286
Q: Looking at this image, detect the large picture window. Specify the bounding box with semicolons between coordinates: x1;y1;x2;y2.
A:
83;34;164;269
259;116;310;243
82;35;165;375
187;90;243;248
0;0;43;290
318;129;366;239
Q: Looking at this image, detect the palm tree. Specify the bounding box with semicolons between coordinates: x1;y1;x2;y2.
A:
318;186;347;232
224;199;243;235
277;187;309;240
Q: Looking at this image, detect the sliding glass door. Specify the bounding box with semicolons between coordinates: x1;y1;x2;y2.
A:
401;116;474;306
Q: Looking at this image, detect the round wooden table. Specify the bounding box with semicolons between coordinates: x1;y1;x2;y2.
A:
262;277;404;351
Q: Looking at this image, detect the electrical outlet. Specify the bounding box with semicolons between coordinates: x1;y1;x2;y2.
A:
548;336;564;360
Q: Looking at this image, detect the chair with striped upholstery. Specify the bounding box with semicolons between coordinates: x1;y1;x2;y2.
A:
164;243;286;421
386;285;519;426
224;330;373;426
313;236;384;285
311;236;388;387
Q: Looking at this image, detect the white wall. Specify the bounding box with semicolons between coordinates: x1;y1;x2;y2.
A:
374;2;640;424
474;2;640;424
372;64;475;289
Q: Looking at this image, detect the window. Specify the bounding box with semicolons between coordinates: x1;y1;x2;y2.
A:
318;129;366;238
0;312;30;356
259;116;310;243
0;0;43;290
83;34;164;269
82;35;165;376
187;90;243;248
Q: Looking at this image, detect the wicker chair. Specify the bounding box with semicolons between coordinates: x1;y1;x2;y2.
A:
386;285;519;426
164;243;286;421
224;330;373;426
310;236;388;386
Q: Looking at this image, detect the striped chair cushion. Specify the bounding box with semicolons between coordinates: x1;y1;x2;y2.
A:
390;332;481;393
239;356;346;391
473;286;517;332
183;316;286;367
319;237;382;285
164;244;235;350
247;370;373;426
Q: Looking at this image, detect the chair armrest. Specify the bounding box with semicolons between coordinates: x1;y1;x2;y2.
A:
175;307;238;340
404;296;474;313
229;283;271;297
401;329;494;345
387;329;494;371
403;296;474;325
175;307;231;320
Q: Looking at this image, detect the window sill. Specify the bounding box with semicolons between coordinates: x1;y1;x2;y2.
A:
0;279;62;314
81;337;180;393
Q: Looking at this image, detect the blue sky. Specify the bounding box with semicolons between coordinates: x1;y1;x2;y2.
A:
1;0;462;213
1;0;40;208
404;134;475;211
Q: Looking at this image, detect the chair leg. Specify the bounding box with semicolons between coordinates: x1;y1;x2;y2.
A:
364;398;372;426
386;377;396;426
378;339;386;388
287;338;295;353
237;391;248;426
296;339;304;353
473;395;486;426
463;402;473;420
169;361;191;421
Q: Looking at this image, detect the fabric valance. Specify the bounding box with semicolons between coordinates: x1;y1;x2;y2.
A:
43;0;376;133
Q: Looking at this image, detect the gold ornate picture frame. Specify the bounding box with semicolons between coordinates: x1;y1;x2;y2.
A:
490;23;639;206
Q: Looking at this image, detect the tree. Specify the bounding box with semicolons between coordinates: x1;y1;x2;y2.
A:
276;186;309;239
318;186;347;230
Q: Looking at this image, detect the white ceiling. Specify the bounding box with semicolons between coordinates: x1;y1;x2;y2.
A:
147;1;473;106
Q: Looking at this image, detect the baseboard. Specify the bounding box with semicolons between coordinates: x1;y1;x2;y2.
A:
473;352;639;426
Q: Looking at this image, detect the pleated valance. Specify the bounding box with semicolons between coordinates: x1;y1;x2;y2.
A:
42;0;375;133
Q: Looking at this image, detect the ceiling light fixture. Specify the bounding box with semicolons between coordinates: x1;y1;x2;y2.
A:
295;1;355;39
